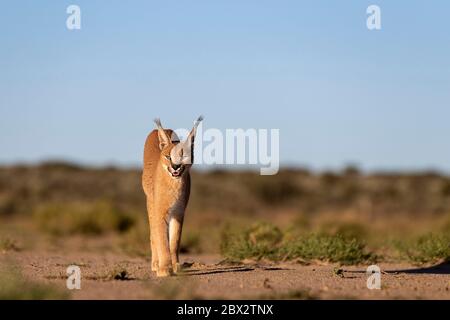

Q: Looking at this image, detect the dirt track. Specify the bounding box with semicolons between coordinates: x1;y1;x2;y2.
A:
2;251;449;300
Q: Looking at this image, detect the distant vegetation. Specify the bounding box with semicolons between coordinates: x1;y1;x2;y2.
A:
2;162;450;218
33;201;135;236
1;162;449;265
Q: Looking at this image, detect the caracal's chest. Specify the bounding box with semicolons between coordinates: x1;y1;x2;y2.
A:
154;173;188;216
167;180;186;214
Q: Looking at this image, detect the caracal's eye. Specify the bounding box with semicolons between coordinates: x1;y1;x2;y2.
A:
165;155;171;161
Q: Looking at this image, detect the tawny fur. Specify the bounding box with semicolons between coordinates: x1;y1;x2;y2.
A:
142;119;200;277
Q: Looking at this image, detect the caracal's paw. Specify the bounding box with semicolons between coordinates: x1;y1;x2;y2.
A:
156;267;174;277
172;263;182;274
151;261;159;272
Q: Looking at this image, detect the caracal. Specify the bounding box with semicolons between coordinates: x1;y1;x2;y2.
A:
142;116;203;277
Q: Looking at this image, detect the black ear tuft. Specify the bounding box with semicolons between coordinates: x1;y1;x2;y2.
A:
195;115;204;125
154;118;162;128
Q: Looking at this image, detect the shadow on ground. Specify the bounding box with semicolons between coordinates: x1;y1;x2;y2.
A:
179;262;291;277
344;261;450;275
385;261;450;275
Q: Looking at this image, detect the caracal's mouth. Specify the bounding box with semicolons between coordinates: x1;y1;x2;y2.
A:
168;166;185;178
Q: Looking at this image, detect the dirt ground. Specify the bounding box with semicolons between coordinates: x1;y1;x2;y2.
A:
2;250;449;300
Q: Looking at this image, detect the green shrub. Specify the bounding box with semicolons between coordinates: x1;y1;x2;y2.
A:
220;222;373;265
280;233;373;265
396;233;450;264
220;222;282;260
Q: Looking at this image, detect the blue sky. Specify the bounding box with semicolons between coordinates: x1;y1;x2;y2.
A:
0;1;449;172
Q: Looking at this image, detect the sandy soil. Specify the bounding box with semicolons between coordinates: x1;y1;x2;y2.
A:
1;250;449;300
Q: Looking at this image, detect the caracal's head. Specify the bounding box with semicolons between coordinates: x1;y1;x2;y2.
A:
154;116;203;179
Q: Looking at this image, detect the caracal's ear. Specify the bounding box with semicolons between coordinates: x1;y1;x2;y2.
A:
184;116;203;157
187;115;203;145
154;118;171;150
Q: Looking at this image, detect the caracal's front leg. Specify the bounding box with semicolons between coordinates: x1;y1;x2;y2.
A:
169;212;184;273
155;214;173;277
147;199;158;272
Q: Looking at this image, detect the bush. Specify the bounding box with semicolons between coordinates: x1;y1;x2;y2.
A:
220;222;373;265
280;233;373;265
33;201;135;236
220;222;283;260
396;233;450;264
